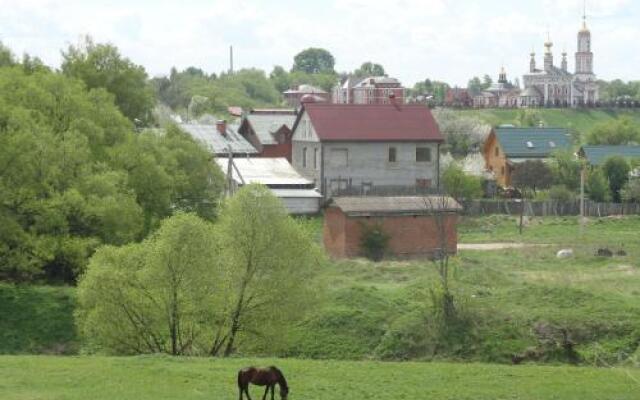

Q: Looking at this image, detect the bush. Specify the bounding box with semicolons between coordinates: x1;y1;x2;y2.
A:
602;156;630;202
442;164;483;200
359;222;390;261
548;185;574;202
621;179;640;202
587;168;611;202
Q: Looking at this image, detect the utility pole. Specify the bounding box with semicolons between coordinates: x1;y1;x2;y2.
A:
229;46;234;74
580;164;585;235
226;147;234;197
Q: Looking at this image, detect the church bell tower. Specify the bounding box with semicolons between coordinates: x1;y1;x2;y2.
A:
575;5;593;75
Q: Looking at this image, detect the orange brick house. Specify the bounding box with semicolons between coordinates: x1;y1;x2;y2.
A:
324;196;461;259
483;127;572;187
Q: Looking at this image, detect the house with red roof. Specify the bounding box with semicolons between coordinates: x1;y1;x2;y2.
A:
291;100;444;198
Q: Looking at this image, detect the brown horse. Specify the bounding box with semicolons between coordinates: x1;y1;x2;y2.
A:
237;366;289;400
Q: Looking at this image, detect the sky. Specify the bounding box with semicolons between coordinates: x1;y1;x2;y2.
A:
0;0;638;87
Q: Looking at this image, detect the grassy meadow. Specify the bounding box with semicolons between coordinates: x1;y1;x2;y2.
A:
1;216;640;398
456;108;640;135
1;355;639;400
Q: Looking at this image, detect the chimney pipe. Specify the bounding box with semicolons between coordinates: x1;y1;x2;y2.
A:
216;120;227;135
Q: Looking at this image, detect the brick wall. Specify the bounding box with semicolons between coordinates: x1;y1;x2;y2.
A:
324;208;458;259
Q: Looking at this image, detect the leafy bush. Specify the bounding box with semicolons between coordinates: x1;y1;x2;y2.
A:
602;156;630;202
587;168;611;202
359;222;390;261
548;185;574;202
621;179;640;202
442;164;484;200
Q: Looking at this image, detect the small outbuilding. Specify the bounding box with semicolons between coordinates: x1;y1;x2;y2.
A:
323;196;462;259
215;157;322;215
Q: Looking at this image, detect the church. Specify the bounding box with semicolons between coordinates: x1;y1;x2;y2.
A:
474;13;599;108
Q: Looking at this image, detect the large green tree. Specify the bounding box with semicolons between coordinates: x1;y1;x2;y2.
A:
76;186;322;356
292;47;335;74
215;185;322;356
586;117;640;145
353;62;385;78
76;213;225;355
602;156;630;202
0;62;224;283
61;37;155;125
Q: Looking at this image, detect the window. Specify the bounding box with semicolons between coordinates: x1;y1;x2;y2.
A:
329;148;348;167
416;178;432;188
495;147;499;157
314;148;318;170
416;147;432;162
302;147;307;168
388;147;397;163
501;166;505;176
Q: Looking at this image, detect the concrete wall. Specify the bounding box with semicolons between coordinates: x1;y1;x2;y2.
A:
324;208;458;259
321;141;439;197
280;197;321;215
292;112;322;185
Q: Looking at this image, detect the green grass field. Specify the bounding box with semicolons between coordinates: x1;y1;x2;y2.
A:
1;356;639;400
455;108;640;136
2;216;640;366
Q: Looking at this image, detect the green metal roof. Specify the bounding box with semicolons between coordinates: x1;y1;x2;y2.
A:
580;145;640;166
495;127;572;158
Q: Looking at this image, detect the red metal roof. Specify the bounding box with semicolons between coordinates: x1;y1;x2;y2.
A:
301;103;443;142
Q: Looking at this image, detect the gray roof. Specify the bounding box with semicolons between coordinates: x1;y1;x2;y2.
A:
179;123;257;155
214;157;313;186
357;76;401;87
494;127;571;159
580;145;640;166
283;84;327;94
245;114;296;145
332;196;462;216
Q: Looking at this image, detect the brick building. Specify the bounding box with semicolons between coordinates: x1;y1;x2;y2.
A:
237;109;296;161
333;76;405;105
324;196;461;259
283;84;329;108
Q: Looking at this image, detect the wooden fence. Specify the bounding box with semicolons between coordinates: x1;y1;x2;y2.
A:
461;200;640;217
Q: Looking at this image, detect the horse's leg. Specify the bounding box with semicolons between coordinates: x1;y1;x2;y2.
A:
261;385;269;400
244;385;252;400
238;384;244;400
270;384;275;400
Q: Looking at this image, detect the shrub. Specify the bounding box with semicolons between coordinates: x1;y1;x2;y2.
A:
621;179;640;202
442;164;483;200
587;168;611;202
602;156;630;202
548;185;574;202
359;222;390;261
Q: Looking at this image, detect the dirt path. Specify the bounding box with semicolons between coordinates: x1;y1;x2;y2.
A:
458;243;549;251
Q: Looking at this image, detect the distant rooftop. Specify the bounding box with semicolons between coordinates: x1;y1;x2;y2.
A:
179;122;257;155
493;127;571;159
579;145;640;166
332;196;462;216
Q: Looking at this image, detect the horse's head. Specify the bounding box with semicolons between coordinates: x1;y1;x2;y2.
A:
280;386;289;399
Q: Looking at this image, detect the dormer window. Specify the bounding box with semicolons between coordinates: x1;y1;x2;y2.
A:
526;141;535;149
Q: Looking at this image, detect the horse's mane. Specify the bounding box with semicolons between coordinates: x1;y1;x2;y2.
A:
269;366;288;390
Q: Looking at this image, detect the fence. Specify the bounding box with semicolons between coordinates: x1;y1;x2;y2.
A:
460;200;640;217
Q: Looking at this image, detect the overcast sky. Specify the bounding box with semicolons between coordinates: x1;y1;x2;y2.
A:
1;0;638;87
